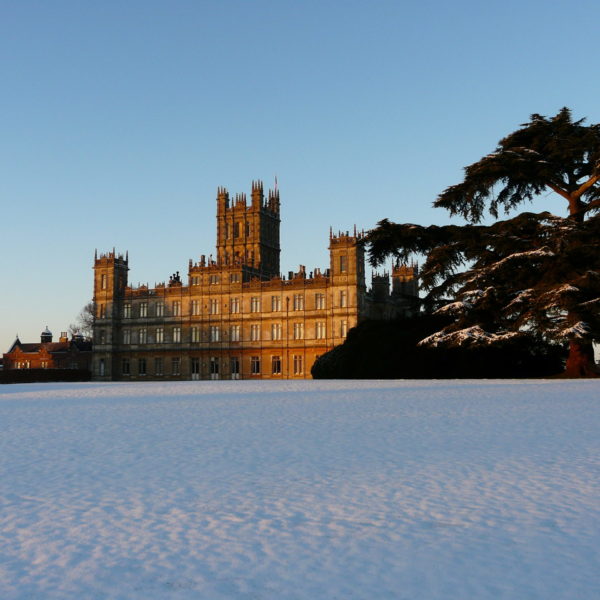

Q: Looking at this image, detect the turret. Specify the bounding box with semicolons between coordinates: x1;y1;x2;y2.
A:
40;326;52;344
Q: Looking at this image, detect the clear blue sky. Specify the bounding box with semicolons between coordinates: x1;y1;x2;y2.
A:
2;0;598;351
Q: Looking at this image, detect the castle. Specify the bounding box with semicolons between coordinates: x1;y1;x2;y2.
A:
92;181;417;380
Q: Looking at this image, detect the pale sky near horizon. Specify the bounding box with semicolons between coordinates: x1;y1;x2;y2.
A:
1;0;599;351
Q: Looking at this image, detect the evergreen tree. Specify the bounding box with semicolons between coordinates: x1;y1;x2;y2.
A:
369;109;600;376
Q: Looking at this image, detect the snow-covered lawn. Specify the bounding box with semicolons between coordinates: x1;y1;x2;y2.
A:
1;380;599;599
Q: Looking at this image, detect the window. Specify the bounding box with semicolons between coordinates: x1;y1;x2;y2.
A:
340;290;348;308
41;360;48;369
173;327;181;343
230;356;240;376
293;355;303;375
191;326;200;343
271;323;282;340
250;296;261;312
210;356;219;375
230;297;240;313
245;222;251;237
98;330;106;344
315;293;325;310
293;322;304;340
138;358;146;376
209;274;219;285
156;302;164;317
225;223;231;239
98;303;106;318
210;326;220;342
316;321;326;339
122;358;130;375
209;299;219;314
293;294;304;311
156;328;164;343
340;320;348;338
171;357;180;376
191;357;200;377
251;356;260;374
271;295;281;312
140;302;148;317
271;355;282;375
230;273;240;283
172;301;181;316
154;357;163;376
122;329;131;344
123;303;131;318
191;300;200;315
100;274;107;290
250;324;260;341
340;255;347;272
99;358;105;377
234;222;241;238
230;325;240;342
191;276;200;286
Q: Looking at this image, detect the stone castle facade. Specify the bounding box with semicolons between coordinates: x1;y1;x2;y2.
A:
92;181;417;380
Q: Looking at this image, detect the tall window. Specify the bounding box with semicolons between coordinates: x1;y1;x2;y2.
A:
250;296;261;312
251;356;260;374
230;325;240;342
230;297;240;313
123;303;131;318
209;275;219;285
156;302;164;317
250;324;260;341
293;322;304;340
191;300;200;315
122;329;131;344
172;301;181;316
293;294;304;311
315;293;325;310
209;299;219;314
340;255;347;272
271;323;282;340
139;328;147;344
99;330;106;344
191;276;200;286
316;321;326;339
173;327;181;343
210;326;220;342
210;356;219;376
154;358;163;376
230;273;240;283
191;326;200;342
140;302;148;317
340;290;348;308
138;358;146;376
340;320;348;338
271;295;281;312
98;304;106;318
271;356;282;375
100;274;107;290
122;358;130;375
293;355;303;375
171;357;180;376
156;328;164;343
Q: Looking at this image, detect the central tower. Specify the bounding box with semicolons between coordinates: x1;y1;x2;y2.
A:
216;180;280;278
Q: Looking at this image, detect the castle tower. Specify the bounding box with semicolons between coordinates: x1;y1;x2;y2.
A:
216;180;280;278
328;228;366;289
92;250;129;379
391;263;418;297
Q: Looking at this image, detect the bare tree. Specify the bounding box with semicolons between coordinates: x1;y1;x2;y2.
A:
69;302;95;340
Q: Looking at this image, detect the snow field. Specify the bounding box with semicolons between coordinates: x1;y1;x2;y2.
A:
1;380;599;599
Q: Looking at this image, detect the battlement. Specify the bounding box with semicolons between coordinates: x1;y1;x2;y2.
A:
94;249;128;267
217;181;280;215
328;226;365;246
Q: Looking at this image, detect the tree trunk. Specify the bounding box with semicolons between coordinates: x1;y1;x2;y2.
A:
563;340;599;378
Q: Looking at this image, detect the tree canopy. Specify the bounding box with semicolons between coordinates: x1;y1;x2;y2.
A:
368;108;600;376
435;107;600;222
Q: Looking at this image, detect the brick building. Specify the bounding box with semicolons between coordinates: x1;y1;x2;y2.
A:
3;328;92;371
92;181;417;380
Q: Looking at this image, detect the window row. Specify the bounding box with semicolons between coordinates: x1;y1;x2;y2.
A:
119;321;344;344
117;291;349;319
121;355;304;376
